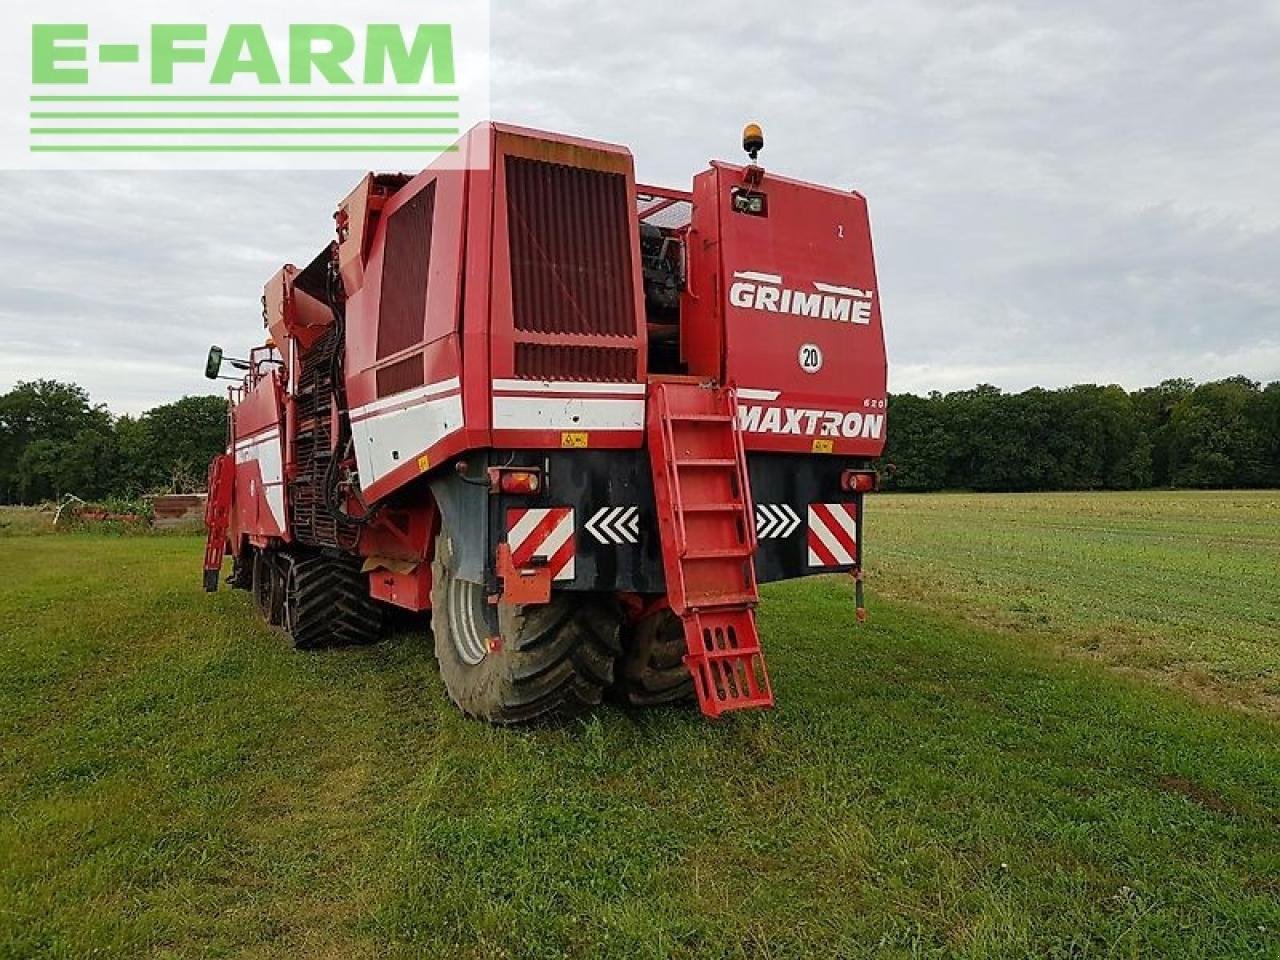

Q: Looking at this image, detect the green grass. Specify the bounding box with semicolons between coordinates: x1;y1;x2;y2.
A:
872;490;1280;714
1;493;1278;958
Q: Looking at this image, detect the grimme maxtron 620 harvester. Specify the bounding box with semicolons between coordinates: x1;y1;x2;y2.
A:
203;121;886;723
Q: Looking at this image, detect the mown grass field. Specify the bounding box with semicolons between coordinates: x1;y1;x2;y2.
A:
1;493;1277;959
873;491;1280;714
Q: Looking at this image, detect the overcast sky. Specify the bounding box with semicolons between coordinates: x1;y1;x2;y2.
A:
1;0;1277;414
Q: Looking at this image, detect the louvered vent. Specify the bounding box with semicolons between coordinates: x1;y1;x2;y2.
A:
515;343;637;382
377;182;436;359
375;353;425;397
506;157;635;338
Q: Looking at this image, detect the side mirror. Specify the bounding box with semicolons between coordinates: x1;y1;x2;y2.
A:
205;345;223;380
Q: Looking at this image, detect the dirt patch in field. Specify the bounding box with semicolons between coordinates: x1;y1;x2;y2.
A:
1104;659;1280;721
1156;775;1236;816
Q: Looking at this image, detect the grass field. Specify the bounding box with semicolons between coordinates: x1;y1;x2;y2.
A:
1;493;1278;958
873;490;1280;715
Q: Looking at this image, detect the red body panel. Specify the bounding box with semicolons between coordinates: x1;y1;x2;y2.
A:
369;566;433;610
343;123;654;505
684;163;887;459
343;136;472;504
485;126;648;452
228;369;288;548
331;125;886;509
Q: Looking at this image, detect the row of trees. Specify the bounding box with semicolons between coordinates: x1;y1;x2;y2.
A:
0;380;227;504
883;377;1280;491
2;376;1277;503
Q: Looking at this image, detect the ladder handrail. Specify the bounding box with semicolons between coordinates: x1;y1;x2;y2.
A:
724;385;760;595
656;384;691;556
202;452;235;591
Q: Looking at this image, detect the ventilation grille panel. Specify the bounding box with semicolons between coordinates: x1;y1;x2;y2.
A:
377;182;436;359
514;343;637;382
375;353;425;397
506;156;634;339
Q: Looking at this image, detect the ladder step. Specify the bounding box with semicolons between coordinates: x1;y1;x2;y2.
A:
682;545;754;560
670;412;733;422
698;643;765;659
686;593;758;609
675;457;737;467
680;501;743;513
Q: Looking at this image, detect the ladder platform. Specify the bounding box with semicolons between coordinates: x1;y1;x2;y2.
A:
681;608;773;716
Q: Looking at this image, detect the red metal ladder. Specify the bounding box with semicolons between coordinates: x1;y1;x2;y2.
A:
202;452;234;592
647;379;773;717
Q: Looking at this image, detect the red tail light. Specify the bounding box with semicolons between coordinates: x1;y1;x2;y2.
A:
496;469;542;495
841;470;879;493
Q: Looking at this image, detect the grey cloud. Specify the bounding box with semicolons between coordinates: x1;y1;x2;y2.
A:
1;0;1277;413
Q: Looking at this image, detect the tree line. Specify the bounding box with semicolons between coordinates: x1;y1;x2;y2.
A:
2;376;1278;504
882;376;1280;491
0;380;227;504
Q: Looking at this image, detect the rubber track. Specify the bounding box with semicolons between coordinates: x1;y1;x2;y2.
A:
287;555;334;650
329;558;383;646
286;554;382;650
251;551;282;626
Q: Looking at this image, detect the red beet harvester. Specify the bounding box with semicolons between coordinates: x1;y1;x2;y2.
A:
203;121;886;723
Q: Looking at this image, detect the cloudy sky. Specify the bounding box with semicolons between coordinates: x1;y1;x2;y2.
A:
1;0;1277;414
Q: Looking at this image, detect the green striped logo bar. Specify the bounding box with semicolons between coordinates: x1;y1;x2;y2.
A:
5;2;491;169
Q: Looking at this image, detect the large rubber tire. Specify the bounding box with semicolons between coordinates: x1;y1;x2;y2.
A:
251;550;283;626
430;534;621;724
616;607;696;707
282;553;383;650
228;552;252;591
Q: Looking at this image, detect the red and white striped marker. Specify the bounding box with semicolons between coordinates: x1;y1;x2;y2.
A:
506;507;576;581
807;502;858;567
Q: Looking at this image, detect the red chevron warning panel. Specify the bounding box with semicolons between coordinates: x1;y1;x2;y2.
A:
506;507;576;581
807;502;858;567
